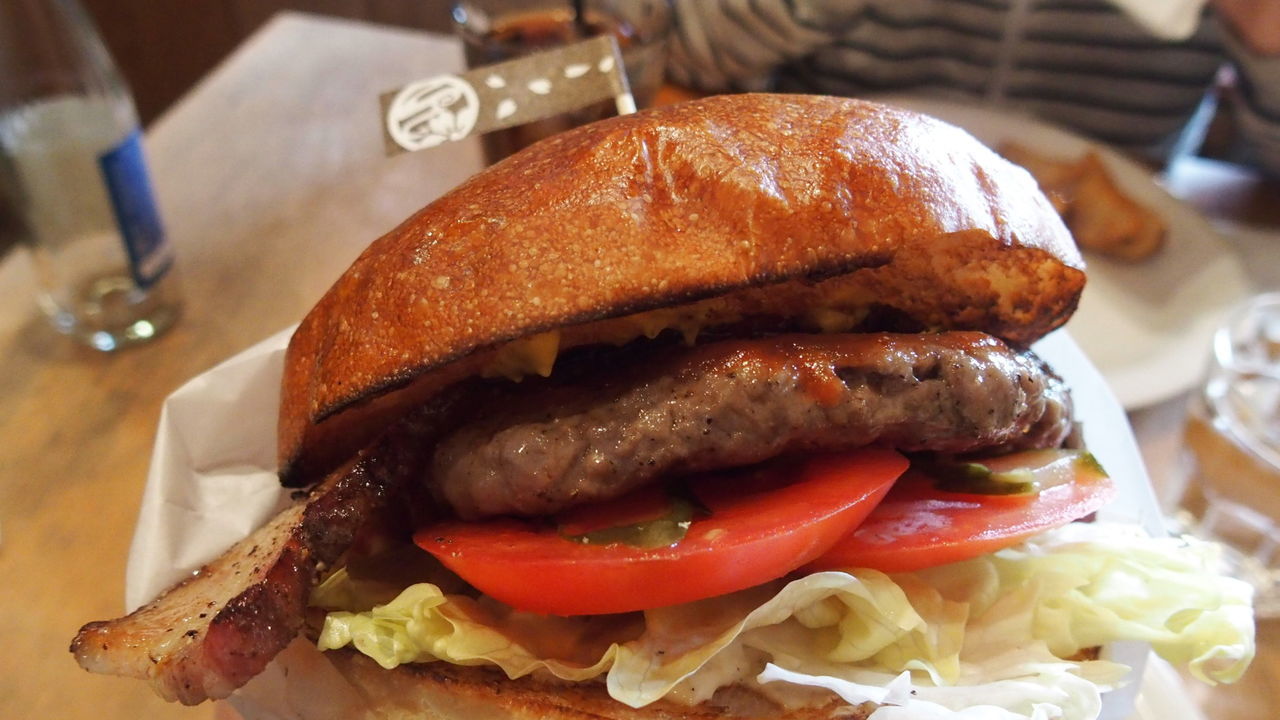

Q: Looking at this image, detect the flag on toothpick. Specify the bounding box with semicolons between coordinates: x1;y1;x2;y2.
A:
381;35;633;155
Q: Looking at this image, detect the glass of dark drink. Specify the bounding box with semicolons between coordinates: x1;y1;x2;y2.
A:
451;0;673;164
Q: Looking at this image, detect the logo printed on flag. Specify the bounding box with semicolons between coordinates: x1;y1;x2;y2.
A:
382;35;633;155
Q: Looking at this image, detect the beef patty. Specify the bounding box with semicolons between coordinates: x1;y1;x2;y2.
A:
429;332;1072;519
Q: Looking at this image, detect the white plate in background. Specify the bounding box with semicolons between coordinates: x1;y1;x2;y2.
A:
875;95;1255;410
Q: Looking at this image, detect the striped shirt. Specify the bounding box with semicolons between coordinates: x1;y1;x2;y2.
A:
668;0;1280;171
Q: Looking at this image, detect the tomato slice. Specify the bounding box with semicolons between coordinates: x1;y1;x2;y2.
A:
413;447;908;616
807;450;1116;574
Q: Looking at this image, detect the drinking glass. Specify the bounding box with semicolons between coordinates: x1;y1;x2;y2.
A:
451;0;672;163
0;0;180;351
1174;293;1280;616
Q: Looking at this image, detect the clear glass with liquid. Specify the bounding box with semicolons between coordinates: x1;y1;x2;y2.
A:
1175;293;1280;616
0;0;179;351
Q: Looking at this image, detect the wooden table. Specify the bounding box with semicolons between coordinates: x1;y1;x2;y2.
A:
0;13;483;720
1;11;1276;720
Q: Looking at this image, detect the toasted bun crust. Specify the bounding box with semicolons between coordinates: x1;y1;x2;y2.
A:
322;649;868;720
279;94;1083;486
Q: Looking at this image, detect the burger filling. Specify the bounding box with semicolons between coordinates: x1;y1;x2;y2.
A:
429;332;1071;520
303;326;1252;720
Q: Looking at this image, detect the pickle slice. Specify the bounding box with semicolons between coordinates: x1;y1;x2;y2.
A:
931;461;1038;495
561;496;696;549
928;450;1105;496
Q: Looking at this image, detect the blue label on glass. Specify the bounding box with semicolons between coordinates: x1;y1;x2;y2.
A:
98;130;171;287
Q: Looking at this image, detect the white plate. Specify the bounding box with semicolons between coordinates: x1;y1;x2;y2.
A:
874;95;1255;409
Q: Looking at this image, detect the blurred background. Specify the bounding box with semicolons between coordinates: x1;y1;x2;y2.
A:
82;1;453;125
82;0;1255;164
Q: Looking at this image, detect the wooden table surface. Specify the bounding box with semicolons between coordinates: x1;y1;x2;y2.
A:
1;11;1277;720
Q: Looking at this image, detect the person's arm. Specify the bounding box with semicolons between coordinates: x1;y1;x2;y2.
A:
666;0;860;91
1211;0;1280;172
1213;0;1280;55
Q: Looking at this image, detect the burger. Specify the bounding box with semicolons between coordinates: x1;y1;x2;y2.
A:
72;94;1252;719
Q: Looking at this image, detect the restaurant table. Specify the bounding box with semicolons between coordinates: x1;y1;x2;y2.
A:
1;11;1276;720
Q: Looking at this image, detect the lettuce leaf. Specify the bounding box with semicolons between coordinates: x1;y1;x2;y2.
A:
315;522;1254;719
918;522;1255;684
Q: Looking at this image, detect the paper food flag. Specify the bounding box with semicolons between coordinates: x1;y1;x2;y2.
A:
382;35;634;154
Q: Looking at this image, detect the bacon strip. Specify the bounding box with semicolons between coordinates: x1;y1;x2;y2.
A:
70;405;447;704
73;505;310;703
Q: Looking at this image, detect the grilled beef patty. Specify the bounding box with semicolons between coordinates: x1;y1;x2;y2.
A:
429;332;1072;519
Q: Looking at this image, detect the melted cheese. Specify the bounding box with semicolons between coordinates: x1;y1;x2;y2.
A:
481;329;561;381
478;290;879;381
612;302;725;345
806;306;867;334
478;299;737;381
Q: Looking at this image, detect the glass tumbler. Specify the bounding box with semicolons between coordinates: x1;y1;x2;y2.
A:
0;0;181;351
1175;293;1280;616
451;0;673;163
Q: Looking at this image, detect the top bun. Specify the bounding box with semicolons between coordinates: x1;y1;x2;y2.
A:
278;94;1083;487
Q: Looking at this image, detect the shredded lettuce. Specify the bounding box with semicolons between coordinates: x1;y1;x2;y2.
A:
314;522;1254;719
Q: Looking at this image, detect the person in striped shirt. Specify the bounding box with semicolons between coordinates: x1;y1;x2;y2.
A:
667;0;1280;172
